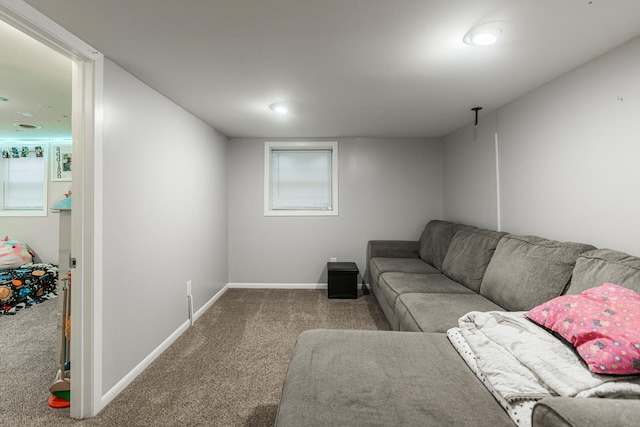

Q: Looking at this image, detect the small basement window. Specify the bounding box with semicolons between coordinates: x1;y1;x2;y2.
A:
264;141;338;216
0;144;48;216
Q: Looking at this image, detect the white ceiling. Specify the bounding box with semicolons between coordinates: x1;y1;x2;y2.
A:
9;0;640;138
0;19;71;139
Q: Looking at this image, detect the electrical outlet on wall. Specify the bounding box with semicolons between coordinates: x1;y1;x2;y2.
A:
186;280;192;296
329;257;338;262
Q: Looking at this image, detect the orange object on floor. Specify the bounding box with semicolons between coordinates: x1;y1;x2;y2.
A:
48;395;70;408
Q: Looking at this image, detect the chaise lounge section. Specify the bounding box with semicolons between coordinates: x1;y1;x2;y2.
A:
276;220;640;426
276;330;515;426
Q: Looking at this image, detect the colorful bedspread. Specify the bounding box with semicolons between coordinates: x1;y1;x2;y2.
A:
0;263;58;315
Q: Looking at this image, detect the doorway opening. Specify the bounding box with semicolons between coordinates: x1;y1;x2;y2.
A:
0;1;103;419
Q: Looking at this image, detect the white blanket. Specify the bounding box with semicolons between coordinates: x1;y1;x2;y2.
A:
453;311;640;403
447;328;536;427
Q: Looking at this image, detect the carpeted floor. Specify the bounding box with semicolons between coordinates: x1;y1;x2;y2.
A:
0;297;64;426
3;288;390;426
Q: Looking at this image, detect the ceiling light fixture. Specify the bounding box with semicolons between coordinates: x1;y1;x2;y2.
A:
13;123;41;130
269;102;291;115
463;22;503;46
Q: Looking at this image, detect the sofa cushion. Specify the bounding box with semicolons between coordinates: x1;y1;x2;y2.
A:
395;293;503;333
275;329;514;427
568;249;640;295
370;283;401;331
378;272;474;312
441;228;507;293
370;257;439;284
418;220;475;271
366;240;420;287
526;283;640;375
479;235;595;311
532;397;640;427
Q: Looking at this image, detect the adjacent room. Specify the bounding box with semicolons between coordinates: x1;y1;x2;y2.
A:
0;15;74;418
1;0;640;426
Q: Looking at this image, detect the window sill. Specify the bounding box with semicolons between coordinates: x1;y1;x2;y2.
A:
264;209;339;217
0;210;47;217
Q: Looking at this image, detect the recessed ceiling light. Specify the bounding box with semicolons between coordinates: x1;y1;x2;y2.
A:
463;22;503;46
269;102;291;114
13;123;42;130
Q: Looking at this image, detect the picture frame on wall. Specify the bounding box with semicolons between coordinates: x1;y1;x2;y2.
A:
52;145;72;181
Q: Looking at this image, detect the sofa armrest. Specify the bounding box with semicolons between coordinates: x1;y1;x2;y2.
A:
367;240;420;259
532;397;640;427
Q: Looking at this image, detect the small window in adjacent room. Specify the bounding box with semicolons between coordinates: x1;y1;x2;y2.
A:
264;141;338;216
0;144;48;216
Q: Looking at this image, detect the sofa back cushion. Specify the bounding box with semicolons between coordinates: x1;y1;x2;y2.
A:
441;228;507;293
479;235;595;311
567;249;640;295
418;220;475;270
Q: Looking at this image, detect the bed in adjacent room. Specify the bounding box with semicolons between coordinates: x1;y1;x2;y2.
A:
0;237;58;315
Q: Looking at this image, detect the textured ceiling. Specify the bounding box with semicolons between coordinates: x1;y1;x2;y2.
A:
7;0;640;139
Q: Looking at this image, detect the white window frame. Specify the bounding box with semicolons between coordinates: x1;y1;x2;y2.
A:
0;143;48;217
264;141;339;217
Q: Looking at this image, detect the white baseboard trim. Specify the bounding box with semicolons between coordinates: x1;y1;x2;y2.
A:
194;283;230;322
100;280;371;408
228;282;366;290
101;284;231;407
229;282;327;289
101;319;190;407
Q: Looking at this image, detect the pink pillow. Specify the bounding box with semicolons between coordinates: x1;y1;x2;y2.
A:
0;237;33;270
526;283;640;375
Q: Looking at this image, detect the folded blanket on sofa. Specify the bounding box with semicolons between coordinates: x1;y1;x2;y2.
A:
448;327;536;427
451;311;640;402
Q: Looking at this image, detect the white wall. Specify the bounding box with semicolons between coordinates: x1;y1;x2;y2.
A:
443;36;640;255
228;137;443;283
101;59;228;394
0;177;69;263
442;110;499;230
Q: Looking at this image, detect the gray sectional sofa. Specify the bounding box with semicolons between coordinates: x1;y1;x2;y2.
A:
275;220;640;426
369;221;596;333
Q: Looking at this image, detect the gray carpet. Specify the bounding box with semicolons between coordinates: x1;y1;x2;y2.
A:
3;289;390;426
0;297;64;426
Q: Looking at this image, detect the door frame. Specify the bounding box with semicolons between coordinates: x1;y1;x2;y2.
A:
0;0;103;418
